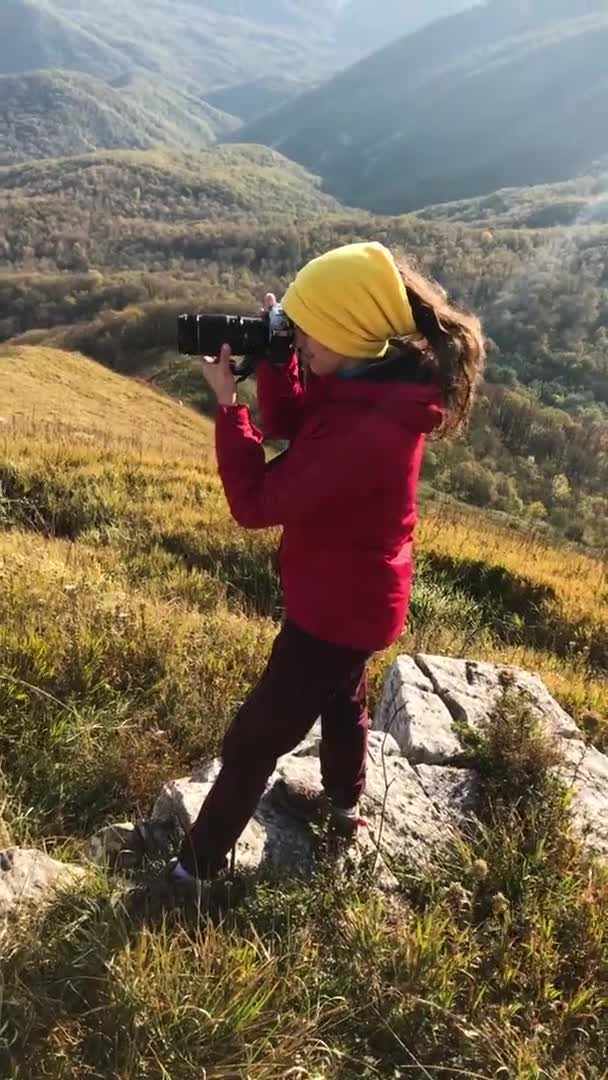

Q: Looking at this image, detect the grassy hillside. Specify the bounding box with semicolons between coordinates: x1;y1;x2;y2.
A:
241;1;608;212
0;347;605;808
0;345;213;454
0;355;607;1076
0;71;238;166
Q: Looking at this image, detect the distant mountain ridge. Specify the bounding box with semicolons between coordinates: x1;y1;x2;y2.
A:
240;0;608;212
0;71;238;166
0;0;472;123
416;175;608;229
336;0;473;50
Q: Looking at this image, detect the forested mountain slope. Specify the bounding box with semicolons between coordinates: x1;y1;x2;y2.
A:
240;1;608;211
0;71;238;165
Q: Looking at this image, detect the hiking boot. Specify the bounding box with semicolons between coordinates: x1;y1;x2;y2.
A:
270;779;366;839
166;855;228;885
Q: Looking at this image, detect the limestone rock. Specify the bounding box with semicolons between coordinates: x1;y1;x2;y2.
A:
87;820;176;870
274;753;444;866
366;730;404;765
414;764;478;825
151;740;449;883
151;757;222;831
560;740;608;856
373;654;582;767
373;655;461;764
374;653;608;857
153;761;315;876
0;848;85;916
88;653;608;888
293;724;401;764
292;720;323;758
416;654;581;742
87;823;141;869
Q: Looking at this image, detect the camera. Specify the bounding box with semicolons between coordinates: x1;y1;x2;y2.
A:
177;304;294;379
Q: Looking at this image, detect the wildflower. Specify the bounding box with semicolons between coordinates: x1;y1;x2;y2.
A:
492;892;510;916
470;858;489;882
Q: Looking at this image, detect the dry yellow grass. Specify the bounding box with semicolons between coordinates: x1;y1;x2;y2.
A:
2;347;608;1079
0;344;605;744
0;344;213;457
417;505;607;631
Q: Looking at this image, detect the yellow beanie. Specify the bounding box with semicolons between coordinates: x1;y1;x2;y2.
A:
281;241;417;360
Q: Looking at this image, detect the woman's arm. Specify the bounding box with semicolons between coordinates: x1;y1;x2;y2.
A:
215;402;374;530
256;351;307;442
200;344;366;529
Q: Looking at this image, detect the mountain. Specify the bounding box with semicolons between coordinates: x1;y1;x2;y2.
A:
206;76;312;123
1;145;607;549
0;145;341;273
417;175;608;229
0;71;238;166
240;1;608;212
336;0;472;50
3;143;608;416
0;0;473;126
0;0;345;96
0;0;127;80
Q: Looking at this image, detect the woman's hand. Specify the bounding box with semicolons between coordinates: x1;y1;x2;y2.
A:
201;343;237;407
201;293;277;405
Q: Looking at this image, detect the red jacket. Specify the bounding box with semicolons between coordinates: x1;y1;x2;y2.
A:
215;353;443;652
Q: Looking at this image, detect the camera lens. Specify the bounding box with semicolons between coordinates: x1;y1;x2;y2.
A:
177;314;270;356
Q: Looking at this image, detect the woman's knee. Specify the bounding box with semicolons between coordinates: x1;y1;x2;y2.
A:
221;720;277;776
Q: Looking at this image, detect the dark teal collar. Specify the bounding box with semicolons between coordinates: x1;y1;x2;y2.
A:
338;349;432;385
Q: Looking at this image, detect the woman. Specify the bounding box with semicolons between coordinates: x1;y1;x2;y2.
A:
171;241;485;882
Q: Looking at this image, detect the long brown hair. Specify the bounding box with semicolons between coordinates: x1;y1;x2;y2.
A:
395;260;486;436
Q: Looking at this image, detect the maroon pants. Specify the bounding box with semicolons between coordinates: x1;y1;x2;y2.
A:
179;621;372;877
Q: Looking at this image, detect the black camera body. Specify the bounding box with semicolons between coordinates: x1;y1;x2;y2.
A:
177;304;294;379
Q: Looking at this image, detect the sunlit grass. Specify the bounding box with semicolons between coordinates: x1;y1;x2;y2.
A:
2;697;608;1079
1;353;608;1078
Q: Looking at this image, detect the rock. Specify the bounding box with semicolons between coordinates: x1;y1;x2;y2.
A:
274;753;444;868
87;653;608;888
373;655;461;764
292;720;323;758
293;725;401;764
374;653;608;857
153;762;316;876
151;758;223;832
87;820;176;870
416;654;581;742
87;823;142;869
560;740;608;856
151;737;449;884
366;730;403;765
373;654;582;766
0;848;85;917
414;764;478;825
